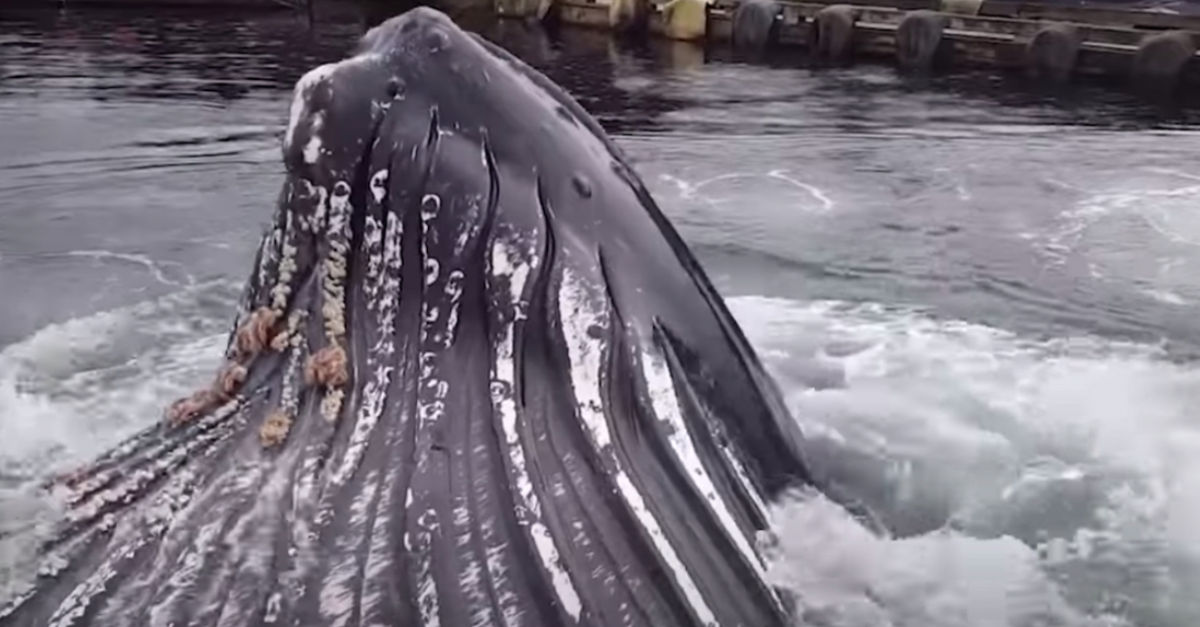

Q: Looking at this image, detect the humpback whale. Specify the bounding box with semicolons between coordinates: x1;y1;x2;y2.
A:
1;8;844;626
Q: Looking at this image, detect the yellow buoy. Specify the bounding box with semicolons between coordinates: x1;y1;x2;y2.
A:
661;0;708;41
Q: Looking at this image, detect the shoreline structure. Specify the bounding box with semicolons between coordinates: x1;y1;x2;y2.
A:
23;0;1200;94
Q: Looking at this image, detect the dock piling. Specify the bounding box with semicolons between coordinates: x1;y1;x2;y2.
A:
732;0;783;52
895;9;948;70
1024;23;1081;81
1132;30;1198;88
812;4;858;62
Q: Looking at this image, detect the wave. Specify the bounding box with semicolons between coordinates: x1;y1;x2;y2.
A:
1;289;1197;625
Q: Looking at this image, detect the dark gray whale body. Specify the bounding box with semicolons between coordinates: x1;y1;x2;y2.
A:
2;8;832;627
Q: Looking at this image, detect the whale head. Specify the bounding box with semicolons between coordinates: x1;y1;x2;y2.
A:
3;9;828;627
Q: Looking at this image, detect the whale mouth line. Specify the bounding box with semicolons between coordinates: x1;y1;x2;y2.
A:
3;8;837;627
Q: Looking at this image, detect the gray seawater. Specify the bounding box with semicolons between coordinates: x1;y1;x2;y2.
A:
2;7;1200;626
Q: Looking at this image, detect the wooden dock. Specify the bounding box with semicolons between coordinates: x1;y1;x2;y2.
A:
23;0;1200;90
499;0;1200;89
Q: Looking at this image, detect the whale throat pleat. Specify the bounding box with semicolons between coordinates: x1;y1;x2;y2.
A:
1;10;799;627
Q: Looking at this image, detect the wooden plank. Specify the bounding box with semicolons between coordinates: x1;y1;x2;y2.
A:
978;0;1200;31
851;5;1193;45
713;0;1200;31
846;10;1195;52
709;0;1198;45
841;19;1149;71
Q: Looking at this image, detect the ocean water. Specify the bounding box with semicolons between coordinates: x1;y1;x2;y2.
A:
2;6;1200;626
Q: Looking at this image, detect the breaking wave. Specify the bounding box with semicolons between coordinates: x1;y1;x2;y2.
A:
1;287;1197;626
